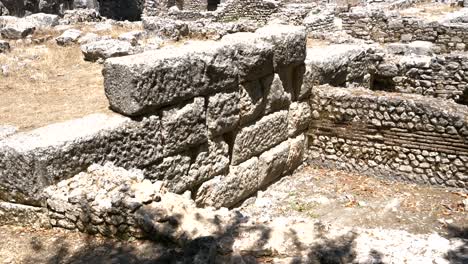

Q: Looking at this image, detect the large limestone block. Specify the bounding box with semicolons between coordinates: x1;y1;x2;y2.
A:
144;154;191;190
103;41;239;116
256;25;307;68
263;73;291;114
232;110;289;165
258;140;290;188
288;101;311;137
287;134;306;173
25;13;59;28
221;32;274;81
0;114;164;205
81;39;134;62
207;91;240;136
187;137;230;188
239;79;266;125
161;97;207;156
146;138;229;194
196;157;259;208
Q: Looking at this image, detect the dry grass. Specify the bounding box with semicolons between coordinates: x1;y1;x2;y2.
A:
399;2;462;20
306;37;330;48
0;30;111;132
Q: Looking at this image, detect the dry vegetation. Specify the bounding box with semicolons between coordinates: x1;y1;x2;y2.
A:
399;2;463;20
0;24;144;132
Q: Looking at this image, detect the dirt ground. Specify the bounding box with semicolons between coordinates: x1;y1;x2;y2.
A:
0;22;145;132
398;2;463;21
0;167;466;263
240;167;468;236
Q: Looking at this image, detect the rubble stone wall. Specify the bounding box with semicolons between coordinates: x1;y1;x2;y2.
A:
370;52;468;104
340;11;468;53
308;85;468;189
216;0;278;22
0;25;309;210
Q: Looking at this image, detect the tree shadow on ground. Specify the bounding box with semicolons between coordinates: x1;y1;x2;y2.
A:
24;208;388;264
444;224;468;264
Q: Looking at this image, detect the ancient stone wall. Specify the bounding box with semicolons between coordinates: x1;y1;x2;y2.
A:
370;52;468;104
216;0;278;22
308;85;468;189
0;25;309;209
340;10;468;52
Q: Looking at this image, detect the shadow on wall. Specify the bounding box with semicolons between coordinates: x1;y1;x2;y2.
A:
97;0;143;21
22;206;390;264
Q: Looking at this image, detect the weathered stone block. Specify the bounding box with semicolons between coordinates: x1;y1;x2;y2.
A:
287;134;306;173
103;41;238;116
161;97;207;156
262;74;291;114
188;137;230;187
221;32;274;81
207;91;240;136
232;110;289;165
258;140;290;188
238;79;266;125
145;154;191;189
196;157;259;208
0;113;164;205
256;25;307;68
288;101;312;136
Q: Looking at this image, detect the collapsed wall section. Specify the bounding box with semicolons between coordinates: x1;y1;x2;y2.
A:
308;85;468;189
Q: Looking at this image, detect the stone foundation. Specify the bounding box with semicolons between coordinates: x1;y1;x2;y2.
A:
308;85;468;189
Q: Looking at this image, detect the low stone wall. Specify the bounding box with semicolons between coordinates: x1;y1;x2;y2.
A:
370;52;468;104
340;10;468;52
303;9;335;33
0;25;309;209
308;85;468;189
216;0;278;22
142;16;258;40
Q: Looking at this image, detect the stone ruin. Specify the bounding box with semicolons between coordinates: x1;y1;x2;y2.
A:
0;0;467;261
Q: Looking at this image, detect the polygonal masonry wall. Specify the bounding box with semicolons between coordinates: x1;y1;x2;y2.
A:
0;25;310;208
1;22;468;225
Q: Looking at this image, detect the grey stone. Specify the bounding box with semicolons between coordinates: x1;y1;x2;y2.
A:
77;32;110;45
55;29;81;46
187;137;230;189
118;30;146;46
207;91;240;136
103;41;238;116
0;114;164;205
161;97;207;156
145;154;191;185
25;13;59;28
238;79;266;125
288;101;311;136
232;110;289;165
0;21;35;39
81;39;134;62
196;157;259;208
221;32;274;81
258;140;290;187
256;25;307;68
287;134;306;173
0;40;9;53
263;73;291;114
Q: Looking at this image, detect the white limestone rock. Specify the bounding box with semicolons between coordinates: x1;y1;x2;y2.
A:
55;29;81;46
81;39;134;62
